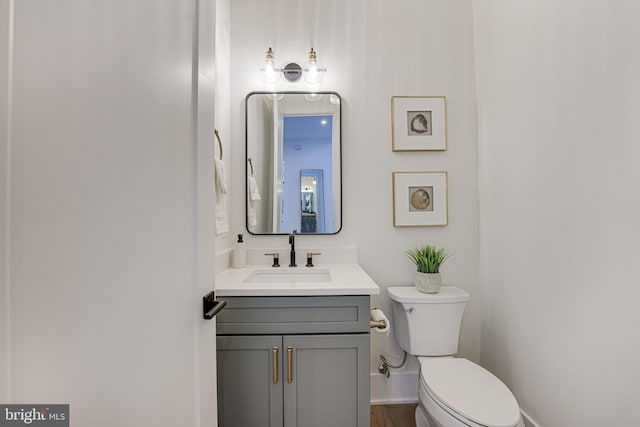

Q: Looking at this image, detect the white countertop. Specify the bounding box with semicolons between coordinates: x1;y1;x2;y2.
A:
215;263;380;296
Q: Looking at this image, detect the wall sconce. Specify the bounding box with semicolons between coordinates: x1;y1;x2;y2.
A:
258;47;327;84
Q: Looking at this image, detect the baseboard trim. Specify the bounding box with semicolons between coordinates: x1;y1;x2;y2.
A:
520;409;541;427
370;371;419;405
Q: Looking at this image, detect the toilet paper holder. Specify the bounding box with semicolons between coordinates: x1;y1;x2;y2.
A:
370;319;387;329
369;308;389;330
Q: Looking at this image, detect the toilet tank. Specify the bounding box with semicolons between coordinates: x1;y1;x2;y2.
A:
387;286;470;356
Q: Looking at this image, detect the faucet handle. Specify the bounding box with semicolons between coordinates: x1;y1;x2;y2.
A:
305;252;321;267
264;252;280;268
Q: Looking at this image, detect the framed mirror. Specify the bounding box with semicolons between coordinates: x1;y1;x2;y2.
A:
246;91;342;235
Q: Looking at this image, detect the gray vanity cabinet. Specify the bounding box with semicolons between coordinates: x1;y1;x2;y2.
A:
282;334;369;427
216;295;370;427
217;335;284;427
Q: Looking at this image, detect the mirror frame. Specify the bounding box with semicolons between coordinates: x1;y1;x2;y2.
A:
245;91;343;235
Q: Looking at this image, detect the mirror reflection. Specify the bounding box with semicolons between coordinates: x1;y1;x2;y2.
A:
246;92;342;234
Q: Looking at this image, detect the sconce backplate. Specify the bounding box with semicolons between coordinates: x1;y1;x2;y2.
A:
282;62;302;82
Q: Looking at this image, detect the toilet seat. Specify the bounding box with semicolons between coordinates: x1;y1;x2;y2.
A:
418;357;521;427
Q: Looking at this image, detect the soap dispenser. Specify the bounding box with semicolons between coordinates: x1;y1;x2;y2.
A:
232;234;247;268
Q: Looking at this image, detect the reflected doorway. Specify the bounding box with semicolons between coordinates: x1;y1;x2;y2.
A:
281;115;333;233
300;169;325;233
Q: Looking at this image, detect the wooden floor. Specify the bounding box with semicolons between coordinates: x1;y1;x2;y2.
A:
370;404;418;427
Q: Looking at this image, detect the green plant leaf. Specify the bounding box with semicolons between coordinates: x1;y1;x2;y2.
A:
405;245;451;273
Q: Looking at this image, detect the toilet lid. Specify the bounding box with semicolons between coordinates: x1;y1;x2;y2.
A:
387;285;470;304
419;357;520;427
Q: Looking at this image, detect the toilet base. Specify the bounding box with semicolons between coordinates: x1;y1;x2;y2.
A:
415;404;432;427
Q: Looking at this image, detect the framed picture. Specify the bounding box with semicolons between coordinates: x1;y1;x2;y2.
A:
392;171;448;226
391;96;447;151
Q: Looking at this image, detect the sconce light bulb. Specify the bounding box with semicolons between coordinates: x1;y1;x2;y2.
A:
304;47;326;84
259;47;280;84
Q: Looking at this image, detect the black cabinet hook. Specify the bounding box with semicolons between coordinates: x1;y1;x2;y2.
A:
203;291;226;320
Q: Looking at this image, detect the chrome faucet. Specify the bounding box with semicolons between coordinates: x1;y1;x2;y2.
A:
288;230;297;267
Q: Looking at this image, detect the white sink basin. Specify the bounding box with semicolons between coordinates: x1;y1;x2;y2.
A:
244;268;332;283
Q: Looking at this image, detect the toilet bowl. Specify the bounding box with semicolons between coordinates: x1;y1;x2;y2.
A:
387;286;524;427
416;357;524;427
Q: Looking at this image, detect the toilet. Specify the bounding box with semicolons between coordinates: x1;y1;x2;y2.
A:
387;286;524;427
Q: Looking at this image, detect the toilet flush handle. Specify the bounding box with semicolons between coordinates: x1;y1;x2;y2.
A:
405;306;415;313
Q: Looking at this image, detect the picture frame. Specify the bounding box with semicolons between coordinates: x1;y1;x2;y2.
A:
392;171;448;226
391;96;447;151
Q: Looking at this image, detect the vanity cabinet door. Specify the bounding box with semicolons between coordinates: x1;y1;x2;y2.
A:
283;334;370;427
217;335;283;427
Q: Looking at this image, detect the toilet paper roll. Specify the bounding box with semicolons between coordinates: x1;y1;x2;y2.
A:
370;308;390;336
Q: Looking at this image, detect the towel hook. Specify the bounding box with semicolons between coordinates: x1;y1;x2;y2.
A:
214;129;223;160
248;158;254;176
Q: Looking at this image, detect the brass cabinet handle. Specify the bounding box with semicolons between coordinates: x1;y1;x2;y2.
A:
273;347;279;384
287;346;293;384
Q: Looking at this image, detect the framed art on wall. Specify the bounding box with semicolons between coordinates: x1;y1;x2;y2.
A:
392;171;448;226
391;96;447;151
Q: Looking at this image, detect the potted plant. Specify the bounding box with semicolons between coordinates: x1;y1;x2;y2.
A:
405;245;451;293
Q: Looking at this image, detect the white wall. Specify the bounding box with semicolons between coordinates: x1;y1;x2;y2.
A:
474;1;640;426
214;0;232;257
229;0;479;401
0;0;10;404
2;1;217;426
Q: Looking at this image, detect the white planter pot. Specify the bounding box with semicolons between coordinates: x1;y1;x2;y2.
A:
414;272;442;294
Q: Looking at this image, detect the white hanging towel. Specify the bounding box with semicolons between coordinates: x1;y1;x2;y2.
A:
214;157;229;237
247;176;261;228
